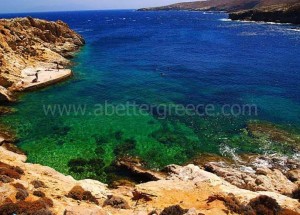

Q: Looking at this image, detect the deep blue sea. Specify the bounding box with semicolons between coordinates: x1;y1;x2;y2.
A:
1;10;300;182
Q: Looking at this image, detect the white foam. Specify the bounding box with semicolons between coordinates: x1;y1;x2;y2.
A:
219;18;231;22
219;143;242;163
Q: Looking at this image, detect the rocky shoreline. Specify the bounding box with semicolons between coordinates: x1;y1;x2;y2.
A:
229;3;300;25
138;0;300;25
0;144;300;215
0;17;85;102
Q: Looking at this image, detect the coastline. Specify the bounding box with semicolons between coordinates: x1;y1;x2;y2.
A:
1;145;300;214
138;0;300;25
0;13;300;215
0;17;85;102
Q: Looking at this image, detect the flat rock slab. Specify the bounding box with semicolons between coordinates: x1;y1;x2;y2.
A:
14;67;73;91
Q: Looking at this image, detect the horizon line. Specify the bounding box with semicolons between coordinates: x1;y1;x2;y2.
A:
0;9;139;15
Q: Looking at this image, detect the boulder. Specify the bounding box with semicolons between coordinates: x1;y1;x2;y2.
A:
0;86;14;102
204;162;297;195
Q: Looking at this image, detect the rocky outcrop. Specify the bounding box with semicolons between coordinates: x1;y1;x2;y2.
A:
205;162;297;195
0;17;85;98
1;145;300;214
229;3;300;24
0;86;15;102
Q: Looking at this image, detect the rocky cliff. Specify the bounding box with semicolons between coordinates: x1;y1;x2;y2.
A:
139;0;300;24
229;2;300;24
0;17;85;101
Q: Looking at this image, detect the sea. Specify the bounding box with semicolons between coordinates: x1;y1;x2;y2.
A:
1;10;300;183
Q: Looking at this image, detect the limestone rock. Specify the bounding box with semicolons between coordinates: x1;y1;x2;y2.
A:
64;205;107;215
204;162;297;195
287;169;300;183
0;17;85;96
0;86;14;102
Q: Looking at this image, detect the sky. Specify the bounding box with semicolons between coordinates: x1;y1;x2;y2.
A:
0;0;198;14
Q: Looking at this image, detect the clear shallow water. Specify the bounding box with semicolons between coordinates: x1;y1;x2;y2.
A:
1;10;300;182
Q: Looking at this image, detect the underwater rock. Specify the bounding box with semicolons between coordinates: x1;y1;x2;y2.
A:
115;157;166;182
247;121;300;150
0;106;15;115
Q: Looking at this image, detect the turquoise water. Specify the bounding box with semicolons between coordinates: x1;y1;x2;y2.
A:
1;11;300;183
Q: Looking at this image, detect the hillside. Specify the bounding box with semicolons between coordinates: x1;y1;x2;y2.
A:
138;0;300;24
139;0;299;12
229;2;300;24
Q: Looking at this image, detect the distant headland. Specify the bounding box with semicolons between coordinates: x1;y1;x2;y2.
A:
138;0;300;25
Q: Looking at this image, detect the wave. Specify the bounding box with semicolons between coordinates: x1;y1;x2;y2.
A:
219;143;242;164
219;18;231;22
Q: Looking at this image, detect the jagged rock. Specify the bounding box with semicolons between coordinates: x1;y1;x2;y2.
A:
1;143;25;155
287;169;300;183
0;131;16;145
0;17;85;94
167;164;222;184
0;86;14;102
204;162;297;195
115;157;166;182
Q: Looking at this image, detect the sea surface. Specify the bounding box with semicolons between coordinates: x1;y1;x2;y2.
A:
1;10;300;183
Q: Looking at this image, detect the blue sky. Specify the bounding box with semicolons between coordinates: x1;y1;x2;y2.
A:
0;0;197;13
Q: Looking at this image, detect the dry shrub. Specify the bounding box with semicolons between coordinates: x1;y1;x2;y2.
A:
67;185;98;205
